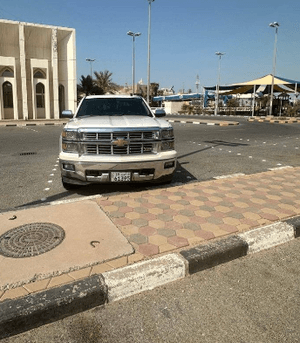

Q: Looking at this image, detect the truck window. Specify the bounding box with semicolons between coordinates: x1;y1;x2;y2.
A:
77;98;152;118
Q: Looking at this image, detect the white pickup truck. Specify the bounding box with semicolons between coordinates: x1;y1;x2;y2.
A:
59;95;177;189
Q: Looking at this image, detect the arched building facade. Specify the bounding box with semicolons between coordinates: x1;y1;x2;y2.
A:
0;19;76;121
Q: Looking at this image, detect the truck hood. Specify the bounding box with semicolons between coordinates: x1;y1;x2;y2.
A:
65;115;171;129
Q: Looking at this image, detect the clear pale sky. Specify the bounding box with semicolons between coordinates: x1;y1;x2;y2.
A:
1;0;299;93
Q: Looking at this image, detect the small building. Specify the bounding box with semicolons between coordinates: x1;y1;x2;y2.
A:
0;19;76;121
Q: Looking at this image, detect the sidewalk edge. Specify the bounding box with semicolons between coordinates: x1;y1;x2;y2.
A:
1;217;299;338
0;275;107;339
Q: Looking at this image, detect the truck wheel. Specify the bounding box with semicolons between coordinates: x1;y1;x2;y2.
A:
62;179;79;191
158;174;173;184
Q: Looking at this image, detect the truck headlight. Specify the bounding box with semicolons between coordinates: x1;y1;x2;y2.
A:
161;140;175;151
61;129;78;140
62;142;79;153
161;129;174;139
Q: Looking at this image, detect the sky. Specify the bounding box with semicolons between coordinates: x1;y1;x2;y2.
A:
1;0;300;93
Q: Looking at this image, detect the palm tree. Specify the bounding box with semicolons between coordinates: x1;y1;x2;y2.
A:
94;70;118;95
77;75;97;97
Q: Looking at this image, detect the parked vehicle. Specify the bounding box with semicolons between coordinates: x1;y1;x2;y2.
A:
59;95;177;189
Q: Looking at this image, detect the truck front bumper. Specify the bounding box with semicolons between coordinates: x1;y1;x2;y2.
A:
59;153;177;185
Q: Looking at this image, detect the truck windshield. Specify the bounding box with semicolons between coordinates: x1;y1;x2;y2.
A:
76;98;153;118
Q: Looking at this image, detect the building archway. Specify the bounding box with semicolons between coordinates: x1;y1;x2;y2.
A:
33;69;46;79
36;82;45;118
59;84;65;117
1;68;14;78
2;81;14;119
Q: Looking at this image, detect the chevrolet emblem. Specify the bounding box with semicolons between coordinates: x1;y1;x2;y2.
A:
112;138;129;147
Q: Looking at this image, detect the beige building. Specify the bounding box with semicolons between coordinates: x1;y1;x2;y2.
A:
0;19;76;121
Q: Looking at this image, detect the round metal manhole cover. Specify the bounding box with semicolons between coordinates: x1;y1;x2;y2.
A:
0;223;65;258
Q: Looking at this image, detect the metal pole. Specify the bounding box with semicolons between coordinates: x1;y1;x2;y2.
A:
127;31;141;95
132;35;135;94
269;22;279;116
214;52;224;115
147;0;154;104
86;58;95;78
252;85;256;117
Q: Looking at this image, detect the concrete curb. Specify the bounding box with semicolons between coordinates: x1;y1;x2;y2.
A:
167;119;239;126
180;235;248;274
248;117;300;124
1;217;299;339
0;275;107;339
0;120;67;127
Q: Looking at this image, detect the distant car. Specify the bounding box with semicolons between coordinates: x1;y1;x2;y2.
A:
151;107;166;117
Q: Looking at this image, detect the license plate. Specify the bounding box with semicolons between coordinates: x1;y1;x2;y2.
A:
111;172;131;182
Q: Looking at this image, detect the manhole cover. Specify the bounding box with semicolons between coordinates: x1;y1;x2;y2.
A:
0;223;65;258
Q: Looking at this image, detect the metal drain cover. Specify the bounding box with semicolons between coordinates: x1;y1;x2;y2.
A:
0;223;65;258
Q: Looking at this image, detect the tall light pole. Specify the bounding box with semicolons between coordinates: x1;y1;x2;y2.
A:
269;22;279;116
147;0;155;104
86;58;95;78
214;52;225;115
127;31;141;94
195;74;200;93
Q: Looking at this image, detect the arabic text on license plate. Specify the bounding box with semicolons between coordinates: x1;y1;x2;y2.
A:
111;172;131;182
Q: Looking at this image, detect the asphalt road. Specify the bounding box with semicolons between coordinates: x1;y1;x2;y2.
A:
3;235;299;342
1;116;300;211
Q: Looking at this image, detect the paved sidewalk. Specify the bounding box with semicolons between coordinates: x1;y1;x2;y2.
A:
1;166;300;303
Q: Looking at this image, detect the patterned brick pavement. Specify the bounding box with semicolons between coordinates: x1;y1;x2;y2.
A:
1;167;300;301
97;167;300;261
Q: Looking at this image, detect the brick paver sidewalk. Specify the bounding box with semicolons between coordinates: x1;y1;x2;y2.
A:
97;167;300;262
1;167;299;301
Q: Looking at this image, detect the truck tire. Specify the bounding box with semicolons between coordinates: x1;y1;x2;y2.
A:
62;179;79;191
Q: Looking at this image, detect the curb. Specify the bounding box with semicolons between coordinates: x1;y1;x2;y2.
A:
0;275;107;338
167;119;239;126
1;217;299;338
0;121;67;127
248;117;300;124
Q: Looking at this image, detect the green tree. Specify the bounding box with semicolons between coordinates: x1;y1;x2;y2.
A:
93;70;119;95
77;75;97;97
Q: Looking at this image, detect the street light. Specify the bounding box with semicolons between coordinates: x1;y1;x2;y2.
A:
147;0;155;104
269;22;280;116
214;52;225;115
86;58;95;78
127;31;141;94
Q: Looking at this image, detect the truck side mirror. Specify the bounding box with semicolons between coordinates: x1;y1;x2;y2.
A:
61;110;74;118
154;108;166;117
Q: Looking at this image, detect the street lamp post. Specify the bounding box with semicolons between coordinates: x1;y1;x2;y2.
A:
127;31;141;94
86;58;95;78
214;52;225;116
147;0;155;104
269;22;279;116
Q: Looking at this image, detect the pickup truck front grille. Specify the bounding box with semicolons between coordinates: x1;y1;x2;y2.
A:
81;130;157;155
82;131;155;141
83;143;154;155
